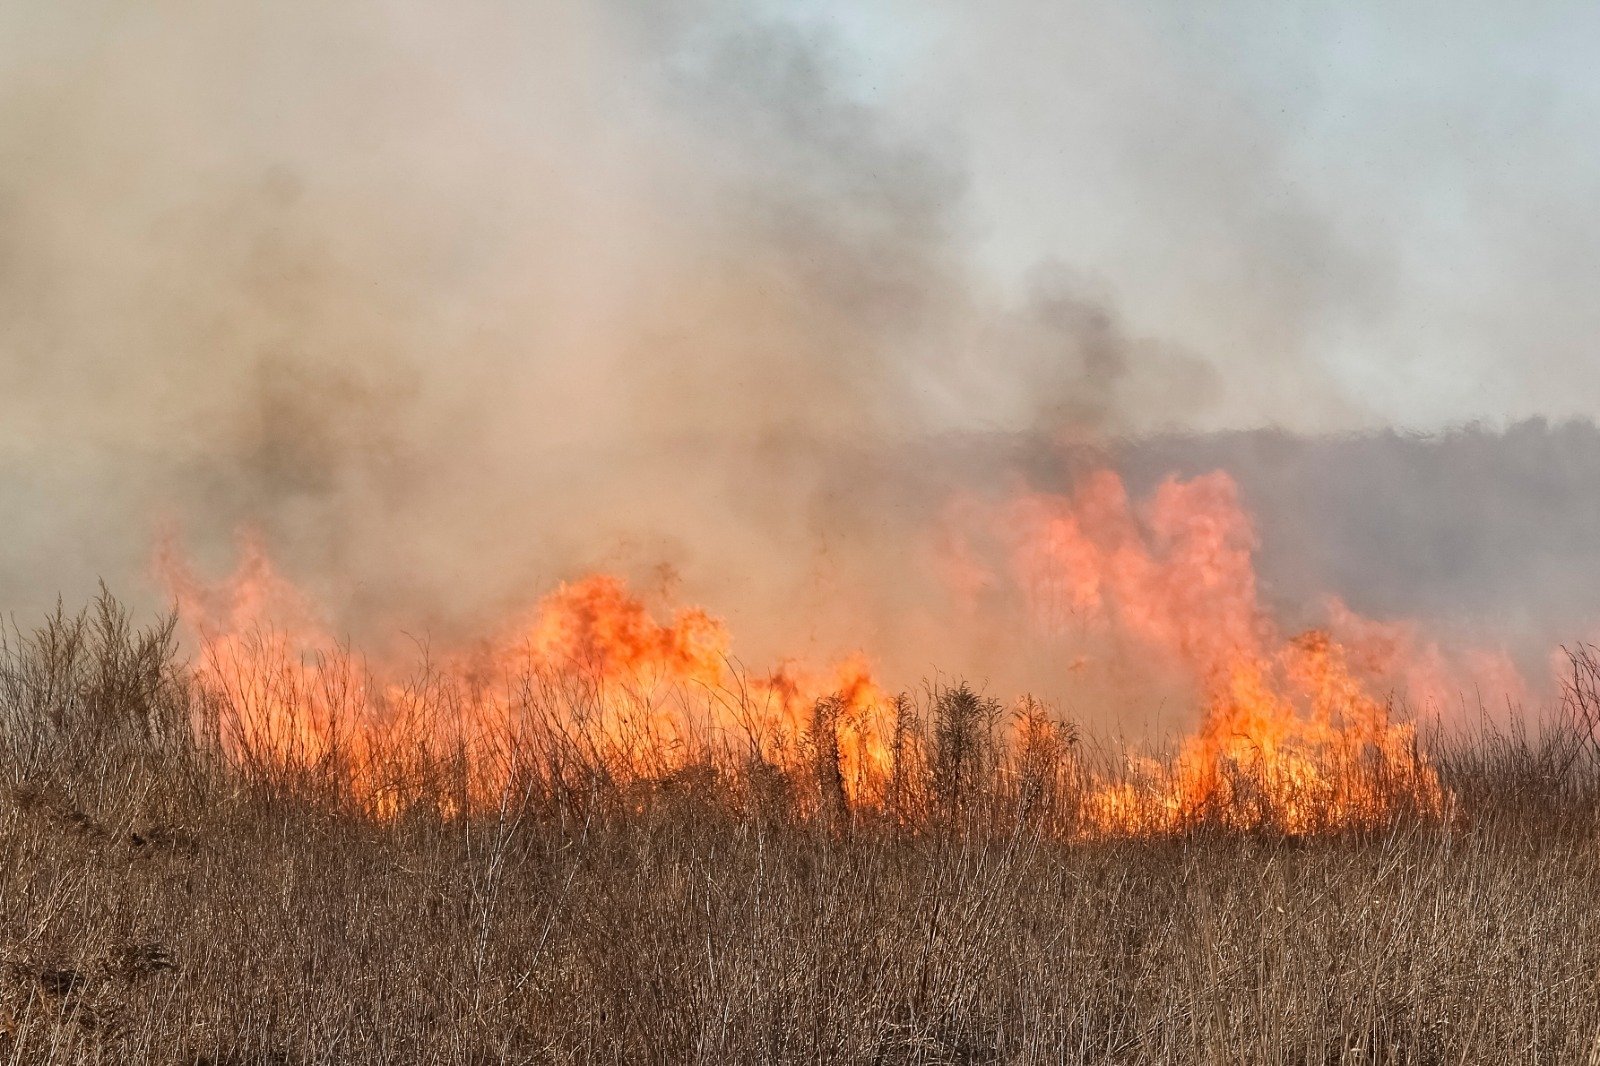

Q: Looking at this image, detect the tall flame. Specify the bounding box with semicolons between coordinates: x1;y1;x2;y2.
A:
154;467;1503;833
984;470;1446;832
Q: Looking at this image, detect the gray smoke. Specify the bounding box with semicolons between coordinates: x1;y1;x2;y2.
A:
2;2;1598;710
0;3;1165;641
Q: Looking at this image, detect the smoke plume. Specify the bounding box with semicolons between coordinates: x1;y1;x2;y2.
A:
3;2;1598;715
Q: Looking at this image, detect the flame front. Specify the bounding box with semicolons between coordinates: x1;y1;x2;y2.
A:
989;471;1445;833
158;543;898;814
156;468;1475;833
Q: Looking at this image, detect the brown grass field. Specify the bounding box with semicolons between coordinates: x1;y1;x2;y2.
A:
1;595;1598;1064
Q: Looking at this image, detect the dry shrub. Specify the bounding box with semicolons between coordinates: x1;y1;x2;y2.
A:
931;683;1001;814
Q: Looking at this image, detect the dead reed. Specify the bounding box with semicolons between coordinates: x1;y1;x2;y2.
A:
0;593;1597;1063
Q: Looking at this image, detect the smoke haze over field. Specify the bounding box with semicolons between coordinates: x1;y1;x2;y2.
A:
3;2;1600;712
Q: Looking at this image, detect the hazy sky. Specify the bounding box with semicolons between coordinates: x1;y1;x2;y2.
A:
6;1;1598;445
797;1;1600;431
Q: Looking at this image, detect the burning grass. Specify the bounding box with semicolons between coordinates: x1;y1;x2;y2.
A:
0;594;1598;1063
0;465;1568;1060
149;468;1472;837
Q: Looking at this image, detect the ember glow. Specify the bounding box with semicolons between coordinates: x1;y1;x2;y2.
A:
156;467;1500;833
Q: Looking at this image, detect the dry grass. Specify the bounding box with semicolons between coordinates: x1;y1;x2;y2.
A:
1;594;1599;1064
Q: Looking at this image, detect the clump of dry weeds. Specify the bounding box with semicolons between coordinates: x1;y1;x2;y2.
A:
0;593;1598;1063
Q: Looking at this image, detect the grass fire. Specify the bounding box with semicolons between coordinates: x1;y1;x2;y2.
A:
156;468;1453;836
6;1;1600;1063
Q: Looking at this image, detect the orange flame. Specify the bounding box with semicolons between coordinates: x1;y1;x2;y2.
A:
156;540;897;813
154;467;1518;833
990;471;1447;832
